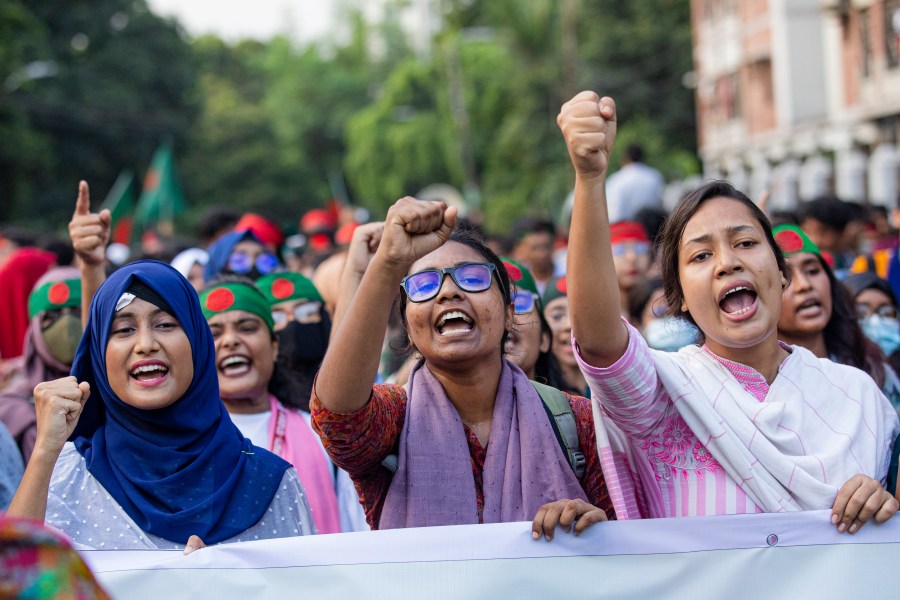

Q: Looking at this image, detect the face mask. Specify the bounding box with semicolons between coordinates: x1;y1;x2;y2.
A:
275;317;331;368
42;313;83;365
643;317;699;352
861;314;900;357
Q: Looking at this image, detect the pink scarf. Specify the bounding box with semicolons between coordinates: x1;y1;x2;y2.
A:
380;360;588;529
267;396;341;533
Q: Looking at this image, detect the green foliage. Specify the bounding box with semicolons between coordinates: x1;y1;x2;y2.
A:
1;0;195;230
0;0;697;238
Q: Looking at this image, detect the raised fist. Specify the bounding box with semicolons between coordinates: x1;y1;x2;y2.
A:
557;92;617;179
377;197;458;269
33;376;90;455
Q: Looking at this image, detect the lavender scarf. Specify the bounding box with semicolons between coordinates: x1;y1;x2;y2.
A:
380;359;588;529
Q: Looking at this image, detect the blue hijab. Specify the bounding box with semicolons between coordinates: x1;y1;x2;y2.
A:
204;230;262;283
70;260;290;545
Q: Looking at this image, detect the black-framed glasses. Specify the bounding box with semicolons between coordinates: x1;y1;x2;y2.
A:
228;251;279;276
512;290;536;314
401;263;497;303
857;304;899;320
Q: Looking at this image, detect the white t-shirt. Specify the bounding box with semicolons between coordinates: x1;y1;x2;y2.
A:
605;162;665;223
229;410;272;449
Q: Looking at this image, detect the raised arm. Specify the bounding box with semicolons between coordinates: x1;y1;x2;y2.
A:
6;377;89;521
331;221;385;336
316;198;457;413
559;93;628;367
67;181;110;327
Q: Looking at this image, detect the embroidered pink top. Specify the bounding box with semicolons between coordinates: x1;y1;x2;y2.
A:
574;323;779;517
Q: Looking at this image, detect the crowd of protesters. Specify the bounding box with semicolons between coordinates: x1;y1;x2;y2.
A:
3;93;900;594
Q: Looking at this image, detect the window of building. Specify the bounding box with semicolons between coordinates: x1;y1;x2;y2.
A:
886;0;900;68
861;8;872;77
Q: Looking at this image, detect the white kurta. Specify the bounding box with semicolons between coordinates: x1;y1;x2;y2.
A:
46;443;315;550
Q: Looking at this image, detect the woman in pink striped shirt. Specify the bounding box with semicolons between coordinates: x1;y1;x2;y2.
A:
542;91;900;539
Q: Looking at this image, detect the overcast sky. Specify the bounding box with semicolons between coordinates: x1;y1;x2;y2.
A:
146;0;337;42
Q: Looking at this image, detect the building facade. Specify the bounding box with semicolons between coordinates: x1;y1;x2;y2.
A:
691;0;900;211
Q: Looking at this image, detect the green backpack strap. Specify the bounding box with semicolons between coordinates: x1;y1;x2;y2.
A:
531;381;586;479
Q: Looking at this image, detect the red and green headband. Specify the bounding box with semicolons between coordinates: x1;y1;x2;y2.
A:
500;257;539;298
542;276;568;306
772;225;820;257
28;279;81;319
200;282;275;331
256;273;323;306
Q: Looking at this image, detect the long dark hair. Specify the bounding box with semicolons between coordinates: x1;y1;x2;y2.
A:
398;225;513;353
658;181;790;336
518;304;570;391
814;254;888;387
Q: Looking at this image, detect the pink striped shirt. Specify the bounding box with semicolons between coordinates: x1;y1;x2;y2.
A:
575;323;771;517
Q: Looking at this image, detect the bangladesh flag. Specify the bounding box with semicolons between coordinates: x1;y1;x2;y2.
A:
134;140;186;233
101;170;137;245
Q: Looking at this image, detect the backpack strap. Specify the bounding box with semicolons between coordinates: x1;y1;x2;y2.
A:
531;381;586;479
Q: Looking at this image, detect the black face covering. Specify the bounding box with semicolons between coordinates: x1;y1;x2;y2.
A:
275;312;331;368
271;312;332;412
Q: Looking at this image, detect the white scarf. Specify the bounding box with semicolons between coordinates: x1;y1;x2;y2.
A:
651;344;899;511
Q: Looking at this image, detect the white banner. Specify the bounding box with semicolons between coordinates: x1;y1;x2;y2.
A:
83;510;900;599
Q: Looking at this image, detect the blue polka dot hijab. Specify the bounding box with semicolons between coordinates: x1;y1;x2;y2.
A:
69;260;289;545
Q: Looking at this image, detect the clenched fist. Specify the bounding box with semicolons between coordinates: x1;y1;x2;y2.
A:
377;197;458;270
557;92;617;180
33;376;90;456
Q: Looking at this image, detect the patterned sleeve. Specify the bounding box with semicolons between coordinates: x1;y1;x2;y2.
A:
572;318;669;438
309;384;408;475
310;384;408;529
566;393;614;518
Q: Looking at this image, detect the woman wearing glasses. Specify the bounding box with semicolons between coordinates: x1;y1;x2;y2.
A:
204;229;281;283
312;198;613;537
844;272;900;379
774;224;900;413
500;257;567;391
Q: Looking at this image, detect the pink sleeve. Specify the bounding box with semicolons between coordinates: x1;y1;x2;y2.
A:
573;318;669;438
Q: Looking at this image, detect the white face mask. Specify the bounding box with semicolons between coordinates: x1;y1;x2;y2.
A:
861;314;900;357
643;317;700;352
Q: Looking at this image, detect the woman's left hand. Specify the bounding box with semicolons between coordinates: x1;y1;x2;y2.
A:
831;473;899;533
184;535;207;555
531;498;607;541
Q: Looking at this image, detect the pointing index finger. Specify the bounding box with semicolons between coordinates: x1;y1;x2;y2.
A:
74;180;91;216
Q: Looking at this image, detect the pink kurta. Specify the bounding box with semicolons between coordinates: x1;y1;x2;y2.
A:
576;321;898;519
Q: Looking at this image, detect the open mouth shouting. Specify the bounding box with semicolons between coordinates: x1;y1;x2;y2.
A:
718;281;759;321
129;360;170;387
218;354;252;377
795;297;823;318
435;310;474;336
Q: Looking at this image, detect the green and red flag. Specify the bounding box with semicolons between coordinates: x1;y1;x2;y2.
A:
101;170;137;245
134;140;186;234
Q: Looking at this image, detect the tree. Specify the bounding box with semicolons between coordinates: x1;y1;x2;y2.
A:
1;0;196;230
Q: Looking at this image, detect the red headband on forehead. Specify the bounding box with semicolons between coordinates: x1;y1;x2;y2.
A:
610;221;649;245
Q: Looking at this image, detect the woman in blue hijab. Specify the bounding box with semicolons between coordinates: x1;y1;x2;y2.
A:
204;230;279;283
7;261;315;550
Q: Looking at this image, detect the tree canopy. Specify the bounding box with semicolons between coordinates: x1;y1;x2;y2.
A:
0;0;697;235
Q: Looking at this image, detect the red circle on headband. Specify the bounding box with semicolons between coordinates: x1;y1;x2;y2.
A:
48;282;71;305
556;277;567;294
271;278;295;300
505;263;523;281
206;288;235;312
775;230;804;254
